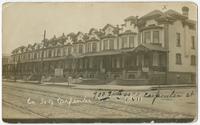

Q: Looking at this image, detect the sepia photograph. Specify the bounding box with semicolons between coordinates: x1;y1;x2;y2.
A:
2;2;197;123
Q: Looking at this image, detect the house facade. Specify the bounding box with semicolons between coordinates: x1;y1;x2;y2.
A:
4;7;196;84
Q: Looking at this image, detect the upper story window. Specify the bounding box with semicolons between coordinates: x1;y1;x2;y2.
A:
73;45;77;53
144;31;151;43
176;53;182;65
86;43;92;52
92;42;97;52
153;31;159;43
191;36;195;49
109;39;114;50
48;50;52;58
28;53;31;60
79;44;83;53
52;49;55;57
129;36;134;48
68;46;72;55
103;39;109;50
191;55;196;65
176;33;181;47
57;48;61;56
121;36;128;48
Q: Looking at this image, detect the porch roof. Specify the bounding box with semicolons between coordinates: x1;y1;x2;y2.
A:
134;44;168;52
84;50;122;57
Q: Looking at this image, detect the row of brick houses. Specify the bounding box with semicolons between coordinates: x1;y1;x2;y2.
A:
3;6;196;84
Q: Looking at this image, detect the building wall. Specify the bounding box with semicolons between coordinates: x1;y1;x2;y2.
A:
168;20;196;73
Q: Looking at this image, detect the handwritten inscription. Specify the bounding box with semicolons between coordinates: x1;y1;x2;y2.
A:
93;89;195;104
26;89;195;106
27;97;92;106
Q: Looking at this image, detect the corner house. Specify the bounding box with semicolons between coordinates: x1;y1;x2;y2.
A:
5;7;196;84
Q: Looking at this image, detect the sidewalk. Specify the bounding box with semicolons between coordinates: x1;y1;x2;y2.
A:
42;82;153;90
3;79;196;91
41;81;196;91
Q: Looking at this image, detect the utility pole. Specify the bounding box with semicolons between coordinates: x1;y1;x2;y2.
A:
39;30;46;83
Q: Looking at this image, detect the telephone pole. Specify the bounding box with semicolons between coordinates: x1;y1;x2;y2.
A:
39;30;46;83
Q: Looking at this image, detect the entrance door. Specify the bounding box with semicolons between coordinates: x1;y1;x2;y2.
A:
137;54;144;69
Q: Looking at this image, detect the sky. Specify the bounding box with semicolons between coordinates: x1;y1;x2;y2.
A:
3;2;197;55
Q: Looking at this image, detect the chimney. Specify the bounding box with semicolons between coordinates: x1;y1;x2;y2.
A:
182;6;189;18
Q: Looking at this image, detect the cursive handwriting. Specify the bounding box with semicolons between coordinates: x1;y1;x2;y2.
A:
27;96;92;106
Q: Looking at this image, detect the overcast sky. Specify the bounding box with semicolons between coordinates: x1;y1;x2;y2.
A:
3;2;197;55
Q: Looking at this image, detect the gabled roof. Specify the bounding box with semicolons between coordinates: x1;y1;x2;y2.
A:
124;16;137;22
102;24;120;37
164;9;187;20
102;24;120;32
66;32;76;42
140;10;163;20
89;28;98;34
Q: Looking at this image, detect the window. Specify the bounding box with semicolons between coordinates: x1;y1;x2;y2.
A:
48;50;52;57
57;48;61;56
109;39;114;50
121;36;128;48
191;55;196;65
191;36;195;49
153;31;159;43
176;33;181;47
87;43;92;52
92;43;97;52
103;40;109;50
86;43;89;52
68;46;72;55
73;45;77;53
79;44;83;53
129;36;134;48
176;53;182;64
144;31;151;43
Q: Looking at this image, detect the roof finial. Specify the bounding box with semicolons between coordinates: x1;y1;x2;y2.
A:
162;5;167;11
